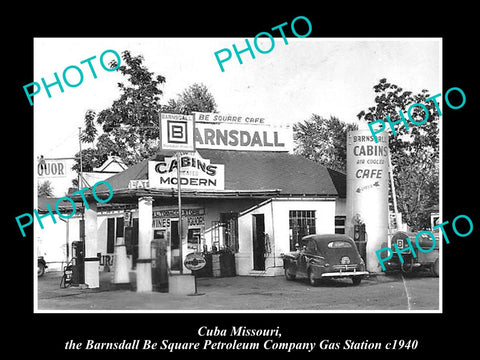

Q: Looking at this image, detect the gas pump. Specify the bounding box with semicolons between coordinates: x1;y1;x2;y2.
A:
151;230;168;292
353;223;367;261
71;241;85;285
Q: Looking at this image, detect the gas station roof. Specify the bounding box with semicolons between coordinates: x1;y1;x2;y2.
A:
104;150;340;197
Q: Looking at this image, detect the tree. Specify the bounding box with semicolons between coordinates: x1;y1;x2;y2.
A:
73;52;218;174
38;180;54;197
357;78;439;231
294;115;358;173
73;50;166;172
164;83;217;114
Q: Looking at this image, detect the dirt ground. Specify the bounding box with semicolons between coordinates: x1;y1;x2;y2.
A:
36;270;439;311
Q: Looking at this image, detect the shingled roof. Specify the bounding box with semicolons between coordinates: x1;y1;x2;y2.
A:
326;168;347;198
104;150;339;197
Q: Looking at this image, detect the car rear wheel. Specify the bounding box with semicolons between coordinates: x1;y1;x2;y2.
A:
308;269;319;287
38;262;45;277
352;276;362;286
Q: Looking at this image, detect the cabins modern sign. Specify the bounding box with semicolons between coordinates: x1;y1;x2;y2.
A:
148;152;224;190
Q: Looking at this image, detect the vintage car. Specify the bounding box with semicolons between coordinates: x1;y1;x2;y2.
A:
384;231;439;276
282;234;368;286
38;256;48;277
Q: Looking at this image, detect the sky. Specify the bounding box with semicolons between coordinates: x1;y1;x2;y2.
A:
33;37;441;197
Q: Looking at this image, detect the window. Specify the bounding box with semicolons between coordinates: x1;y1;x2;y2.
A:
335;216;346;234
221;213;239;253
306;239;317;253
327;241;352;248
289;210;316;251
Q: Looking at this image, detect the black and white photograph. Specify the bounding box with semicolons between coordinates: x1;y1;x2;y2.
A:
32;36;442;313
9;6;478;357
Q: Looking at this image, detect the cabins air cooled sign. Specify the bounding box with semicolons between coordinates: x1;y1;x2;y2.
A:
147;152;225;190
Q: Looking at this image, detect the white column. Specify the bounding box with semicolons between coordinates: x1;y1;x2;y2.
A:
137;196;153;292
84;201;99;288
112;236;130;284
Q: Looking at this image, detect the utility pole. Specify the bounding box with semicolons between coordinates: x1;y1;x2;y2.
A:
78;127;84;189
388;150;402;231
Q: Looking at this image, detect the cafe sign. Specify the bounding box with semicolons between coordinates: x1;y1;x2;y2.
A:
148;151;224;190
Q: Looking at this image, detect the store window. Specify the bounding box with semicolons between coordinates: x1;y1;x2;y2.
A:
221;213;239;253
335;216;346;234
289;210;316;251
211;213;239;253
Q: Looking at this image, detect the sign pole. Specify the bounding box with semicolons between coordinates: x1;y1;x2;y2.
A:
176;152;183;274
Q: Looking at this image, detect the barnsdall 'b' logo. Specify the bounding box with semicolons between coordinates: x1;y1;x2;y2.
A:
167;120;188;144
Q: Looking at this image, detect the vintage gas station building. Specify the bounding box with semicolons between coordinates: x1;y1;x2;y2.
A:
64;112;347;289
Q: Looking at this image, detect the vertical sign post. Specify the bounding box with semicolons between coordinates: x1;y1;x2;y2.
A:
159;113;195;275
176;152;183;274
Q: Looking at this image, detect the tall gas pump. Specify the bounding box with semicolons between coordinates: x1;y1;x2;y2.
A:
71;241;85;285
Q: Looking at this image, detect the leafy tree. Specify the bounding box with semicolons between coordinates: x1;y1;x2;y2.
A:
38;180;54;197
73;50;166;172
294;115;358;173
73;52;218;174
164;83;217;114
357;78;439;231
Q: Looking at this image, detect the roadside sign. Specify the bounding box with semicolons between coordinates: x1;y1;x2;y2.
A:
160;113;195;151
37;159;67;178
184;252;206;271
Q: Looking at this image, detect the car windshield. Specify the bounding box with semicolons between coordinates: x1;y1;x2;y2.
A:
327;240;352;249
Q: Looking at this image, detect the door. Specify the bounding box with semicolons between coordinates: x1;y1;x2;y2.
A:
152;230;168;291
170;220;180;271
252;214;265;271
124;218;139;269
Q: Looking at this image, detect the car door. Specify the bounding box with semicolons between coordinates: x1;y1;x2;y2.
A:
304;239;319;271
297;239;317;277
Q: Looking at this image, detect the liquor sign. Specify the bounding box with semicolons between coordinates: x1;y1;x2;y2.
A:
148;151;224;190
37;159;67;178
193;112;293;152
160;113;195;151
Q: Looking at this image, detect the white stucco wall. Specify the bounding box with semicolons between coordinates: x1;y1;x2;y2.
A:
35;214;68;271
237;198;336;276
